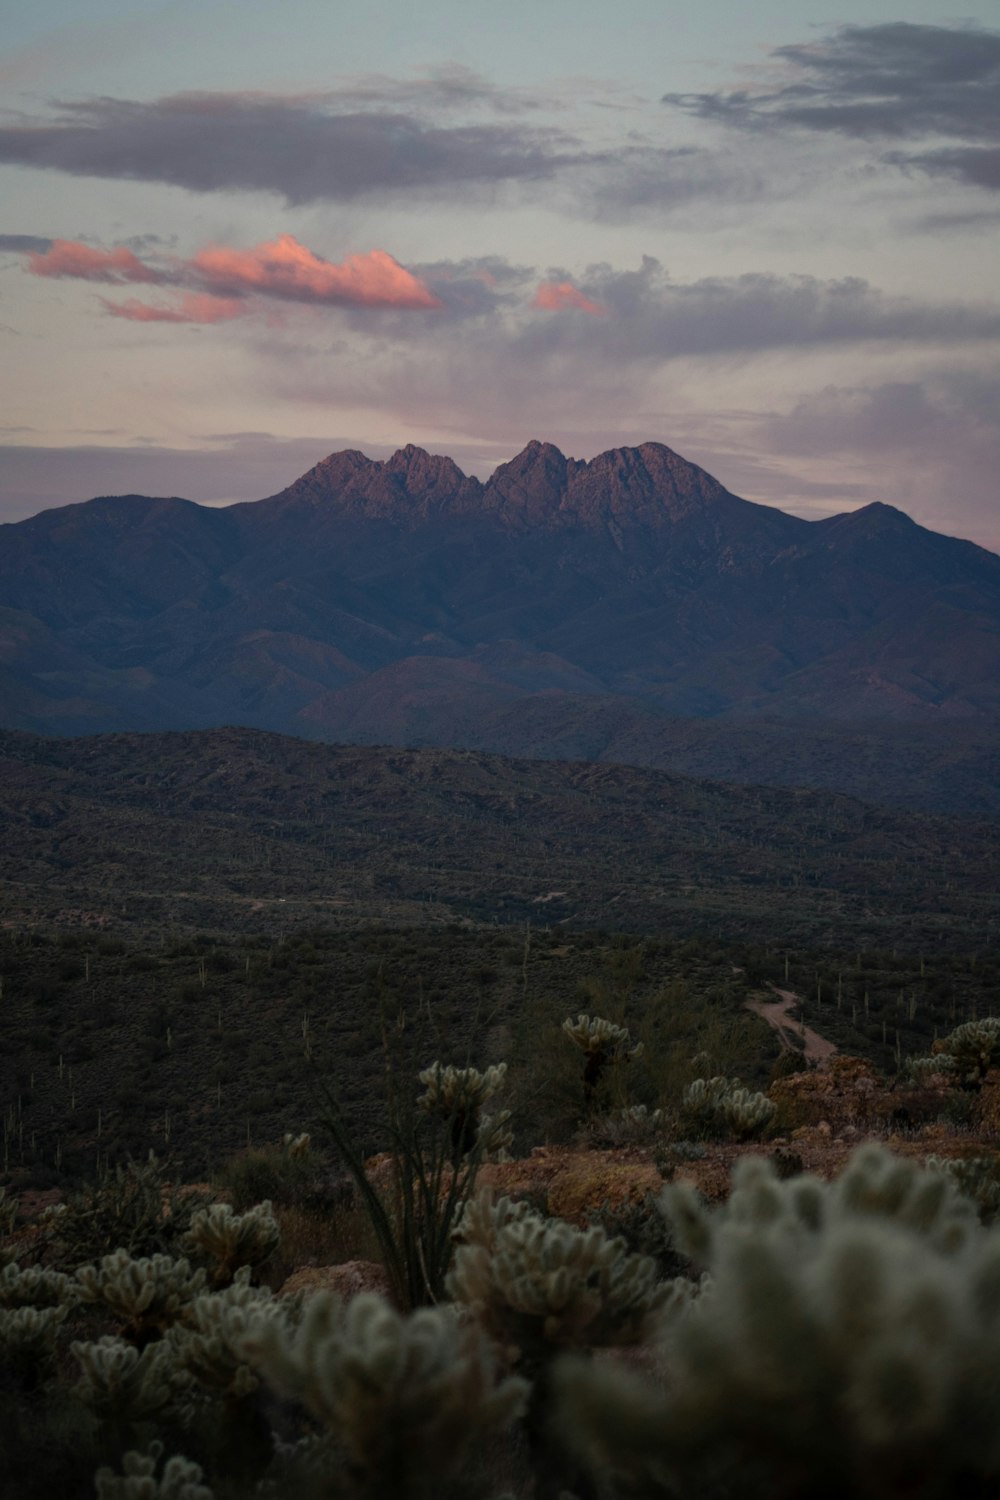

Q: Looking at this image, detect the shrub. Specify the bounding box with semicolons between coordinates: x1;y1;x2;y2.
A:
556;1145;1000;1500
42;1155;211;1268
679;1075;776;1141
562;1014;643;1114
246;1290;527;1498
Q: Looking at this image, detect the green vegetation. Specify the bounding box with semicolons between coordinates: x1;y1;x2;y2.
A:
2;727;999;950
3;732;1000;1494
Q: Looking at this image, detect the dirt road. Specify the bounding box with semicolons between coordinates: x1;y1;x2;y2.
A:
746;986;838;1067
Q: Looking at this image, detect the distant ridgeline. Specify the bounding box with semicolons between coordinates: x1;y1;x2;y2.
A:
1;440;999;812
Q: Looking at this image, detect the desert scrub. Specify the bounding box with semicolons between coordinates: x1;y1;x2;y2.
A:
585;1103;667;1149
0;1303;68;1390
94;1442;214;1500
925;1154;1000;1224
417;1062;508;1162
562;1014;643;1113
181;1201;280;1287
0;1261;78;1308
909;1017;1000;1088
311;1048;491;1310
245;1289;528;1499
43;1154;211;1268
71;1335;189;1423
75;1250;206;1345
586;1192;689;1281
556;1144;1000;1500
168;1267;293;1400
678;1074;776;1141
449;1192;671;1498
448;1192;670;1368
215;1132;320;1212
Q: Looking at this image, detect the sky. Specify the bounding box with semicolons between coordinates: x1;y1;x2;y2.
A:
1;1;998;550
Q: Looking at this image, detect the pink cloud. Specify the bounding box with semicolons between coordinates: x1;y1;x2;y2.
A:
27;239;165;284
190;234;441;309
101;293;245;324
533;280;606;316
22;231;441;322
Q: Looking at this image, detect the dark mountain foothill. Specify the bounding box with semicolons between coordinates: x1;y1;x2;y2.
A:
1;439;998;813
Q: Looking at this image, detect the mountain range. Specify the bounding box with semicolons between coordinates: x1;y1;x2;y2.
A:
2;439;999;809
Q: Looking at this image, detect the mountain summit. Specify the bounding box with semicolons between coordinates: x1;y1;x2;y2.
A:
1;439;999;744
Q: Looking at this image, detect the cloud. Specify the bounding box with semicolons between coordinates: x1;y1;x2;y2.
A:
0;233;53;254
664;21;1000;193
533;280;605;316
895;145;1000;192
515;259;1000;358
666;23;1000;140
101;293;245;324
0;85;778;223
0;91;593;206
190;236;441;309
18;232;441;319
27;238;167;283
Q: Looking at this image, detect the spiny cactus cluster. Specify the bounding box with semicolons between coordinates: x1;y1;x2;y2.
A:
181;1200;280;1286
562;1013;644;1111
245;1289;528;1496
447;1191;669;1368
0;1262;77;1308
72;1335;187;1421
909;1016;1000;1088
558;1145;1000;1499
76;1250;207;1342
418;1061;509;1161
589;1103;667;1148
561;1013;642;1060
168;1267;296;1400
94;1442;213;1500
0;1303;68;1388
41;1153;211;1267
679;1074;776;1140
925;1153;1000;1224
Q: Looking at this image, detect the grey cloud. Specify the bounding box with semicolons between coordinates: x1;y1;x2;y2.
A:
0;233;53;253
665;23;1000;141
0;88;788;221
895;144;1000;191
515;259;1000;358
326;62;552;116
0;92;596;206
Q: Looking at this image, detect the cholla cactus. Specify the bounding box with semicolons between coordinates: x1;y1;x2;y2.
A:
0;1262;78;1308
590;1104;667;1148
907;1055;957;1085
94;1442;213;1500
680;1075;776;1141
181;1201;279;1287
911;1017;1000;1089
72;1335;188;1421
477;1108;514;1162
282;1132;312;1158
169;1268;294;1399
562;1014;644;1111
246;1290;527;1496
0;1304;67;1387
925;1155;1000;1224
447;1192;669;1369
76;1250;206;1343
557;1145;1000;1499
418;1062;508;1162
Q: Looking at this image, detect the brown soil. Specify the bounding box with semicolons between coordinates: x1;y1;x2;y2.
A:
747;985;838;1066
